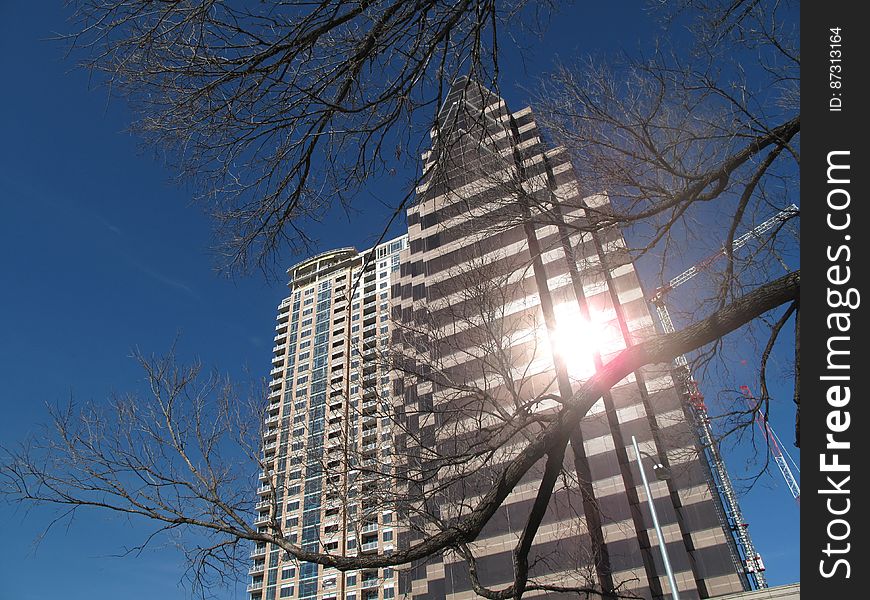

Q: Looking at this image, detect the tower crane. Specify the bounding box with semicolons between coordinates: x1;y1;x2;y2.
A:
648;204;798;590
739;386;801;503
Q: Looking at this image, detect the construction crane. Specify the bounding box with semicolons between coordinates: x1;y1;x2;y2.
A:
648;204;798;590
739;386;801;503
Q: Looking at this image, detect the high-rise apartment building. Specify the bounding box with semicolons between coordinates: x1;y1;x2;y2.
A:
390;79;749;599
250;236;408;600
251;79;754;600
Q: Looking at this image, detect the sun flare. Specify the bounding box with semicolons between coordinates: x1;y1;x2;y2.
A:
548;303;619;380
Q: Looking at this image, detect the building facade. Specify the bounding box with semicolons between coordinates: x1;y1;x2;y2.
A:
390;80;749;599
251;79;754;600
250;236;408;600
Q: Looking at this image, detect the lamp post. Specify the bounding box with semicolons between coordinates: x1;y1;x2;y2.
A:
631;435;680;600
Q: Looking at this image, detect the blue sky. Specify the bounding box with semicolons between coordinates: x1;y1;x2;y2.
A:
0;2;798;599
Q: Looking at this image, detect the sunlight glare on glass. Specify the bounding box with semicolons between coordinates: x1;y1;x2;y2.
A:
549;303;613;381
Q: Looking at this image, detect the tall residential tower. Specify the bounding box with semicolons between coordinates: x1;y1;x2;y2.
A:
250;236;408;600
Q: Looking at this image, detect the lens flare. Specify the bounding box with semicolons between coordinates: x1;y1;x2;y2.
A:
548;303;619;381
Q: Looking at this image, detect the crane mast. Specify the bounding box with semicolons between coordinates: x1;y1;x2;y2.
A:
649;204;797;590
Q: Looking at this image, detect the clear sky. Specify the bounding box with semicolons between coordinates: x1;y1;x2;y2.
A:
0;2;798;599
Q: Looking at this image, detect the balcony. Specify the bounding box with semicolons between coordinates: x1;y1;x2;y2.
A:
273;343;287;353
248;563;265;575
250;546;267;558
360;579;379;589
264;414;280;425
256;485;273;496
255;499;272;510
247;581;264;592
268;389;282;400
263;441;278;451
270;366;284;376
360;541;379;552
254;514;271;526
361;522;379;533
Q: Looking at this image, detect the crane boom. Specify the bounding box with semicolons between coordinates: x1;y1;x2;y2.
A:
647;206;799;590
740;386;801;502
651;204;799;304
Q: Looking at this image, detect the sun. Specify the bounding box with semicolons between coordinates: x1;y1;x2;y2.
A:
548;303;619;381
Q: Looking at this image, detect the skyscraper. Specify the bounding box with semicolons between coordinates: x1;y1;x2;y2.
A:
390;79;749;599
252;79;755;600
250;236;408;600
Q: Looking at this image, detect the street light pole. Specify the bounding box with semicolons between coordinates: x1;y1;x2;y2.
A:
631;435;681;600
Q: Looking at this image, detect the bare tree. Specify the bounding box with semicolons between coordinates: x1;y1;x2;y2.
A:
1;265;797;596
532;0;800;451
65;0;556;273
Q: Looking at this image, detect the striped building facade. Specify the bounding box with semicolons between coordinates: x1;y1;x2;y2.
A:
390;80;748;599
